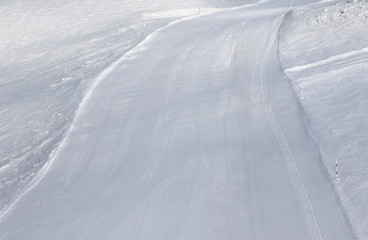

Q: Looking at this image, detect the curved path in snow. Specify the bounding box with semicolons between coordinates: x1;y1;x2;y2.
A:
0;3;354;240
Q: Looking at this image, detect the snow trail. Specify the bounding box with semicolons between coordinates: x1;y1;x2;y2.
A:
0;2;354;240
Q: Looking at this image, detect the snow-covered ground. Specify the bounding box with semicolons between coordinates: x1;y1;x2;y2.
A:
0;0;355;238
0;0;249;214
280;1;368;238
0;0;367;239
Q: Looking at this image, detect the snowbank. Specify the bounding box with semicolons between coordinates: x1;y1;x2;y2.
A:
280;1;368;238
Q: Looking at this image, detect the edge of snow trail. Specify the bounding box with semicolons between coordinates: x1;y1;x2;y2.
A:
0;0;265;221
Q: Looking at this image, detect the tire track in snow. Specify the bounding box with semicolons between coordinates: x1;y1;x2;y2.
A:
121;18;231;239
259;15;323;240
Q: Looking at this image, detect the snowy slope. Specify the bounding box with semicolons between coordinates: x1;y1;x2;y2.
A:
0;0;250;213
280;1;368;239
0;0;355;239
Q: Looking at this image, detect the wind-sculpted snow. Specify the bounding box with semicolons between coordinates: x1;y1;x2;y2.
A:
0;1;354;239
280;1;368;238
0;0;253;213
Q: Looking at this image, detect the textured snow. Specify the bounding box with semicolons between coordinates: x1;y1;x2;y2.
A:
0;0;249;213
0;0;366;239
280;1;368;238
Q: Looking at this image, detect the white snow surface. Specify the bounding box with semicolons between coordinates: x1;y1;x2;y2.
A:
0;0;250;213
280;1;368;239
0;0;365;239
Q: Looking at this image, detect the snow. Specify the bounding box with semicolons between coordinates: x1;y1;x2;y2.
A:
0;0;366;239
0;0;250;214
280;1;368;238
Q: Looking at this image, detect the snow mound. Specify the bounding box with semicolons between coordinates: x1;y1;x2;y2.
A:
280;1;368;239
280;0;368;69
313;1;368;26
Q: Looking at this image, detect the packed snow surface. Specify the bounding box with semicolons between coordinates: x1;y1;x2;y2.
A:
0;0;366;239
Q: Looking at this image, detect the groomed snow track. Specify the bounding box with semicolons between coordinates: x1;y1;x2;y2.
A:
0;3;354;240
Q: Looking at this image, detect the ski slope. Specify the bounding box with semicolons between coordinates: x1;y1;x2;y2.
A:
0;1;355;239
0;0;247;214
